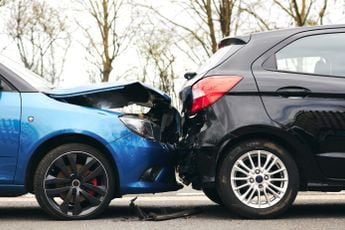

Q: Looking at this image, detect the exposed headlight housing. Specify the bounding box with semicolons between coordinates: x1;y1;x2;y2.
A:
119;115;161;141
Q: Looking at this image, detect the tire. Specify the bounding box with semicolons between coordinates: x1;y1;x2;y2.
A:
203;187;223;205
217;139;299;218
34;143;116;220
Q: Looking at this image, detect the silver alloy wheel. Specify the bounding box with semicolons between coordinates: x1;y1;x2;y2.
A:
43;151;109;217
230;150;289;209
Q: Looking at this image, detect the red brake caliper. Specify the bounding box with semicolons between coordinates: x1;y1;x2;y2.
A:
88;179;97;196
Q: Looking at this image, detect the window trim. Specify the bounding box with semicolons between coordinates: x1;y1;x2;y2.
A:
264;68;345;80
0;75;17;92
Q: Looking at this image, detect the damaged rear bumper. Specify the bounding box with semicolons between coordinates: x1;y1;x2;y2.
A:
177;96;243;190
177;140;218;190
177;107;225;190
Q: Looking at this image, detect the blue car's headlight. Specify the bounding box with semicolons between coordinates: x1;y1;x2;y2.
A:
119;115;161;141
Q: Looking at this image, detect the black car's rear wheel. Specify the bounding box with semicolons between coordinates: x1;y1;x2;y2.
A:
34;143;115;220
217;139;299;218
203;187;223;205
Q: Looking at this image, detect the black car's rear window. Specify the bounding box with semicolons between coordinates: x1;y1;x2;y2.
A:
197;44;244;76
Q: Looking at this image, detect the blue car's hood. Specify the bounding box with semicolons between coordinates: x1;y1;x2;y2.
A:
45;81;171;109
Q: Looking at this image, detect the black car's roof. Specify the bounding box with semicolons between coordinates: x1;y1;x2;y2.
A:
253;24;345;37
221;24;345;44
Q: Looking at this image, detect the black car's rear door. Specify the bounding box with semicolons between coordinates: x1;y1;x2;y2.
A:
252;29;345;180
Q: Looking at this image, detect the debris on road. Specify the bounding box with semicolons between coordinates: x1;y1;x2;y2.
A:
129;197;202;221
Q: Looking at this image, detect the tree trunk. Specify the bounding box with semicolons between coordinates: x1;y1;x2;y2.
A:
205;0;218;53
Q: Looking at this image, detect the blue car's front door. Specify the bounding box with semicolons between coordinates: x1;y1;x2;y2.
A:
0;78;21;183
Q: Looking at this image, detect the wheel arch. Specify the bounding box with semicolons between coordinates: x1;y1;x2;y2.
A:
216;125;313;190
25;133;120;196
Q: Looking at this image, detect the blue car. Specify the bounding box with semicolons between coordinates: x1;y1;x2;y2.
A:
0;57;182;219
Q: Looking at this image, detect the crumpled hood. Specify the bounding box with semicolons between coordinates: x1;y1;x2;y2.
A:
45;81;171;109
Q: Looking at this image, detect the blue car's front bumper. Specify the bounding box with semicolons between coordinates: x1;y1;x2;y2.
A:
107;132;182;195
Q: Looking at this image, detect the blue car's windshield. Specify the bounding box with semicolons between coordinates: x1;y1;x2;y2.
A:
0;55;53;91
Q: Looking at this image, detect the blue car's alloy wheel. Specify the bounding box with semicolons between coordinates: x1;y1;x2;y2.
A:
34;144;115;220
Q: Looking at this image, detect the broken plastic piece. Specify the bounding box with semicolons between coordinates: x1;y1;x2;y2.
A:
130;197;150;220
148;208;201;221
129;197;202;221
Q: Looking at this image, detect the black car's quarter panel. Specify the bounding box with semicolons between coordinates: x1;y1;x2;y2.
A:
181;94;274;187
180;60;275;188
253;28;345;181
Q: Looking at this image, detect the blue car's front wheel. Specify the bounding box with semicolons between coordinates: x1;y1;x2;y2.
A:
34;143;116;220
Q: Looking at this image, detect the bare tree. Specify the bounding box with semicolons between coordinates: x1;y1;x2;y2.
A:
77;0;131;83
186;0;238;54
240;1;276;31
6;0;70;85
243;0;329;30
137;0;243;65
137;26;177;102
273;0;328;26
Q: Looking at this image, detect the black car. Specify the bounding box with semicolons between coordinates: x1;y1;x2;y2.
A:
179;24;345;218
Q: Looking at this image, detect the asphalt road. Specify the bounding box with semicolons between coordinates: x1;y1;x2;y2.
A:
1;192;345;230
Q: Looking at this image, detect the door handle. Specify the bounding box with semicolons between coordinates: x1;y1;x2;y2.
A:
276;86;311;98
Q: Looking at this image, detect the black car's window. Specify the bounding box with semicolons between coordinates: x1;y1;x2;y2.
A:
0;77;13;91
197;44;244;75
275;33;345;77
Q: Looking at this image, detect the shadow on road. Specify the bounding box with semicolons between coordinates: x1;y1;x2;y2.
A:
194;203;345;220
2;202;345;221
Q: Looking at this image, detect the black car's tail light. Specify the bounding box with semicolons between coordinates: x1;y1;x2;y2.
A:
191;76;243;114
119;115;161;141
